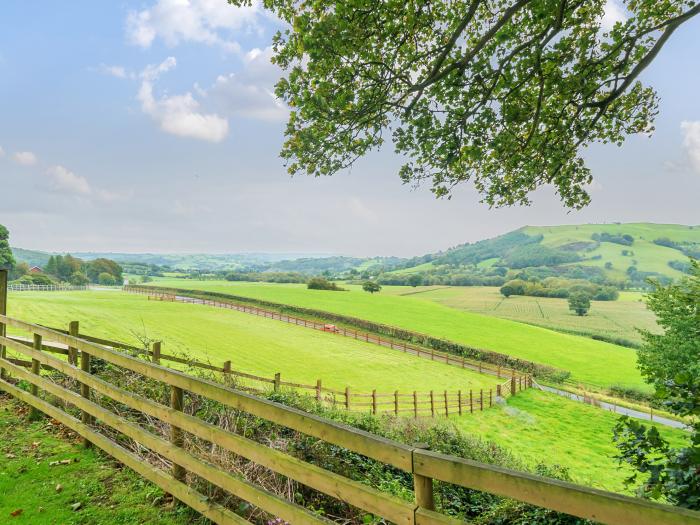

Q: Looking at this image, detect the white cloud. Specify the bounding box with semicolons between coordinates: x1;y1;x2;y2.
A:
46;165;91;195
681;121;700;174
0;146;5;158
208;47;287;121
602;0;626;31
99;64;129;79
14;151;38;165
126;0;264;52
138;56;229;142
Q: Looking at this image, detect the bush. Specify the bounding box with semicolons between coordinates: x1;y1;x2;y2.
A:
69;272;90;285
307;277;345;291
568;292;591;316
98;272;117;286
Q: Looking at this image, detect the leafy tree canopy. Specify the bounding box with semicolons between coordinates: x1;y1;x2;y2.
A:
237;0;700;207
0;224;15;271
567;291;591;315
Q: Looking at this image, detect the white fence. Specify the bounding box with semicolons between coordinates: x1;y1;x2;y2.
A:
8;284;90;292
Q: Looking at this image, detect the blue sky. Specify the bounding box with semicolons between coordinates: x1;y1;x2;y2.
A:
1;1;699;257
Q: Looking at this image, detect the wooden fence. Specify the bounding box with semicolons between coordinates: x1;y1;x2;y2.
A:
8;284;90;292
124;286;519;381
5;322;528;419
0;311;698;525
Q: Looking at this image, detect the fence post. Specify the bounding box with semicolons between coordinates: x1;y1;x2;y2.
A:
489;389;492;408
511;376;516;396
152;341;161;364
497;384;502;397
458;390;462;416
372;389;377;415
170;386;186;484
430;390;435;417
345;387;350;410
480;389;484;411
413;391;418;418
316;379;322;402
68;321;79;365
29;334;42;420
497;365;501;378
80;339;93;447
413;444;435;512
0;269;7;380
470;390;473;413
443;390;449;417
394;390;399;415
223;360;231;374
274;373;281;392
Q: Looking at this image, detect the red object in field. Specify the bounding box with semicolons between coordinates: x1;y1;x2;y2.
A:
322;324;338;332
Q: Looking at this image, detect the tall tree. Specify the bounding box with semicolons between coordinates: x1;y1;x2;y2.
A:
614;259;700;508
0;224;15;271
238;0;700;207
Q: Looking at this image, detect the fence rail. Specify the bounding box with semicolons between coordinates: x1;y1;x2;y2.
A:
8;284;90;292
6;325;527;419
0;312;698;525
124;286;521;381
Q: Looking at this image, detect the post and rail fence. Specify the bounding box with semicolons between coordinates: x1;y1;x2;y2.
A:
0;310;698;524
4;322;527;419
7;284;90;292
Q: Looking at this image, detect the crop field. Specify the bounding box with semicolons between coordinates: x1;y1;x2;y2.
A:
7;291;501;394
451;389;688;492
391;286;658;344
143;278;646;389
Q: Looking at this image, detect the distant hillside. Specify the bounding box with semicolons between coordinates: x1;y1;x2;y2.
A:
383;223;700;286
11;247;52;268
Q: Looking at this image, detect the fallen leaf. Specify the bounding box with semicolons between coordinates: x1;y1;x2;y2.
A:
10;509;23;517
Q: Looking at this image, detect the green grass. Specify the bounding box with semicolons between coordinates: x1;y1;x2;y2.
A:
524;223;700;280
393;286;657;345
7;291;501;394
142;279;647;389
452;389;688;492
0;395;199;524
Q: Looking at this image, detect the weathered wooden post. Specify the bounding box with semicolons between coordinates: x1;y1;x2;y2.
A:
274;373;281;392
430;390;435;417
443;390;449;417
480;389;484;411
470;390;473;413
170;386;186;484
68;321;79;366
413;391;418;418
458;390;462;416
316;379;322;402
394;390;399;415
497;384;502;397
345;387;350;410
152;341;161;364
80;336;93;447
0;269;7;380
489;389;492;408
511;376;517;396
27;334;42;420
413;443;435;512
222;360;231;374
372;389;377;415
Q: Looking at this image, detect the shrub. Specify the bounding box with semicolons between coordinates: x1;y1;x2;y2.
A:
98;272;117;286
362;281;382;294
568;292;591;316
307;277;345;291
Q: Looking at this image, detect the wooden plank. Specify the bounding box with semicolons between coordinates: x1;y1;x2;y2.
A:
1;358;331;525
413;449;700;525
0;377;247;525
80;340;93;447
0;270;6;380
0;325;413;470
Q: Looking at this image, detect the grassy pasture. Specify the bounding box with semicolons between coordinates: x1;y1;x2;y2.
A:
144;278;646;389
393;286;657;345
0;396;198;525
451;389;688;492
6;291;501;394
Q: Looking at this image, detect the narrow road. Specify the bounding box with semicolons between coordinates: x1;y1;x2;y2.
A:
534;381;689;430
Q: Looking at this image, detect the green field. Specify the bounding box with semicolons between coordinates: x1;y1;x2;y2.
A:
525;223;700;280
451;389;687;492
142;279;646;389
7;291;500;394
387;286;657;345
0;396;198;525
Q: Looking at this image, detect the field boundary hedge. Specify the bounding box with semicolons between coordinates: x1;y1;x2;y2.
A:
126;285;570;382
